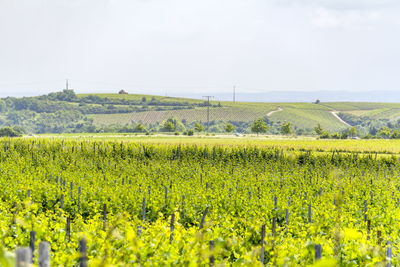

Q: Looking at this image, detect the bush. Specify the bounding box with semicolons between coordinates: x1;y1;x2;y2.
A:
0;126;22;137
319;131;331;139
331;132;341;139
187;130;194;136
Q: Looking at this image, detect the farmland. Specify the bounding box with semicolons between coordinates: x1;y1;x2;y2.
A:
5;90;400;135
87;94;400;132
1;137;400;266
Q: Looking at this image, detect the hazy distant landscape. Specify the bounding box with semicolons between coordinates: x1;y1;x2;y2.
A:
1;89;400;139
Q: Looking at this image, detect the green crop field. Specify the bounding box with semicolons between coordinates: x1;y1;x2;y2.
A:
86;93;400;132
1;137;400;265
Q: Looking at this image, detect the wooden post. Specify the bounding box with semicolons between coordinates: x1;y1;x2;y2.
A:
38;242;50;267
364;200;367;222
29;231;36;263
170;213;175;244
274;196;277;209
387;242;392;267
367;220;371;240
79;239;87;267
66;217;71;242
315;244;322;260
261;224;265;264
199;207;209;230
308;204;312;224
209;240;215;266
16;247;31;267
103;204;107;231
272;217;276;247
285;209;289;236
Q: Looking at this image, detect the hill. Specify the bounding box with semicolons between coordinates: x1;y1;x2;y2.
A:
1;90;400;135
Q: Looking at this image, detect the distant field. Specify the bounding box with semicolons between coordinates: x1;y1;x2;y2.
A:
78;94;400;131
91;99;349;131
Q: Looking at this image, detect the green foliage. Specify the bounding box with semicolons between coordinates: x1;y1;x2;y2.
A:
224;123;235;133
134;123;146;133
0;126;23;137
314;123;324;135
377;127;391;139
162;121;175;132
319;131;331;139
0;139;396;265
251;118;268;135
280;122;294;135
161;118;186;132
348;127;358;137
194;123;205;132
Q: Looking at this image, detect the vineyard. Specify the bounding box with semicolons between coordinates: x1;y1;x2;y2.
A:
0;138;399;266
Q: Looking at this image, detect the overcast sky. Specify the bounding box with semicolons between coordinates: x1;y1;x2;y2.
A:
0;0;399;98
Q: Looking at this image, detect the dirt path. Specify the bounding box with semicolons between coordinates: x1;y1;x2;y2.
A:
331;111;351;126
267;107;283;116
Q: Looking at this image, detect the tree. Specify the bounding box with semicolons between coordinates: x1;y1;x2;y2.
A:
162;118;186;132
0;99;6;112
315;99;320;104
377;127;391;139
119;90;128;94
251;119;268;135
0;127;22;137
163;121;175;132
314;123;324;135
194;123;205;132
142;97;147;103
134;123;146;132
224;123;235;133
281;122;294;135
348;127;357;137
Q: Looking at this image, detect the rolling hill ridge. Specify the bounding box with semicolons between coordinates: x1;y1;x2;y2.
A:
0;90;399;135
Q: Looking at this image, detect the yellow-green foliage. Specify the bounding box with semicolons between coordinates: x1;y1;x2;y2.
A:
0;138;398;265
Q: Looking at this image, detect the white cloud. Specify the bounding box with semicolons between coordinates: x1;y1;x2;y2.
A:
311;8;382;29
277;0;400;10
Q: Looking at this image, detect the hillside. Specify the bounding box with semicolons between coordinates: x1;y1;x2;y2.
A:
1;90;400;135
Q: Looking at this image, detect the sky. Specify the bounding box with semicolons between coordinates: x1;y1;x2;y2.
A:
0;0;400;99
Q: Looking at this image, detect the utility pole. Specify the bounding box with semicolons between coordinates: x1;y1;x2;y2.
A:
65;79;73;91
202;96;214;132
233;86;236;103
